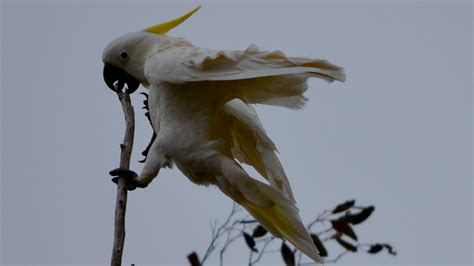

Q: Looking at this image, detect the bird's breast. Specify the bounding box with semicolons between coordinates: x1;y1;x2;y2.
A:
148;82;221;158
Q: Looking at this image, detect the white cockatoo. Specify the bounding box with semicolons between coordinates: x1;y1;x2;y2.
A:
103;6;345;264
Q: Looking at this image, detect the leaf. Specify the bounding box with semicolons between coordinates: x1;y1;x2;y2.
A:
335;238;357;252
331;219;358;241
367;244;383;254
310;234;328;257
280;242;295;266
346;206;375;225
332;200;355;213
243;232;258;252
239;219;257;224
252;225;268;238
382;244;397;255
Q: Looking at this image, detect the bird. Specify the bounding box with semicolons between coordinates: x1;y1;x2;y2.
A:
103;6;345;264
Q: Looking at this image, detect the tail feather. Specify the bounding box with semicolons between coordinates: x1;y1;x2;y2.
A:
244;181;324;264
214;159;323;264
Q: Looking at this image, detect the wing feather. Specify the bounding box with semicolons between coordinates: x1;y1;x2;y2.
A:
146;44;345;83
145;44;344;109
223;99;295;202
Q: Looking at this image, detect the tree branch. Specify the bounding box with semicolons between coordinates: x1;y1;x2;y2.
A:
189;200;395;265
250;236;274;265
201;203;241;264
111;86;135;266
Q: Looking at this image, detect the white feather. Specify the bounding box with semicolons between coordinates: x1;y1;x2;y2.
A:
103;32;346;264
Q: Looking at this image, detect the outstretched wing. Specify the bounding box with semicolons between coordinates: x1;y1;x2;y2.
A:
146;44;345;83
145;44;345;109
223;99;295;202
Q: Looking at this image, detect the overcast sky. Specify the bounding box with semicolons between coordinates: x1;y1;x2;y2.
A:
1;1;472;265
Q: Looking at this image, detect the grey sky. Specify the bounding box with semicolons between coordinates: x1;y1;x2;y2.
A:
1;1;472;265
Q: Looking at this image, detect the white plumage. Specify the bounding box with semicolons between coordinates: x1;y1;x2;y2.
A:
102;8;344;263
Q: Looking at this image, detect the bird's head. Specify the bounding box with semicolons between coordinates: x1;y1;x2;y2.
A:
102;6;200;93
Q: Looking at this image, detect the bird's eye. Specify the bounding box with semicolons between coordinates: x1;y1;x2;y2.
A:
119;51;129;60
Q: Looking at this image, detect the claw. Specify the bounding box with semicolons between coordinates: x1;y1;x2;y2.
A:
111;177;137;191
109;168;140;191
109;168;138;178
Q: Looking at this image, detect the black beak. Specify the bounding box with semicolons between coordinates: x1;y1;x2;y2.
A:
103;63;140;94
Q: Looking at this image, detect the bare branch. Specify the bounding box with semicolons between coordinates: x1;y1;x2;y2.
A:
324;251;349;264
111;86;135;266
192;201;394;266
219;230;243;266
200;203;241;264
250;237;274;265
307;210;330;230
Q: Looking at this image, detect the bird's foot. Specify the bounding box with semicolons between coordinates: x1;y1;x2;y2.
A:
109;168;146;191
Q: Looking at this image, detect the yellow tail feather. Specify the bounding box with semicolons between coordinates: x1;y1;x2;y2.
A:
241;183;324;264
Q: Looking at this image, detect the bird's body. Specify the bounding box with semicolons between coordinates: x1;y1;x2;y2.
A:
102;7;345;264
146;80;222;186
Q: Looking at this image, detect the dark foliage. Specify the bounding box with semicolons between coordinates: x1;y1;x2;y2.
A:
188;200;396;265
335;238;357;252
345;206;375;225
252;225;268;238
243;232;258;252
331;219;358;241
367;244;383;254
310;234;328;257
280;242;295;266
332;200;355;214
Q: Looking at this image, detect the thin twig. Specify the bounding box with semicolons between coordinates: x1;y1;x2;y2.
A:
219;230;243;266
298;250;349;265
315;227;333;236
250;237;274;265
297;249;303;265
248;248;253;266
307;210;330;230
111;86;135;266
194;201;394;265
238;219;258;224
219;215;249;266
324;250;349;264
200;203;240;264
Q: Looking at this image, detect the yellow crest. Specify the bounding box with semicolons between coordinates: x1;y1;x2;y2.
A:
145;6;201;35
